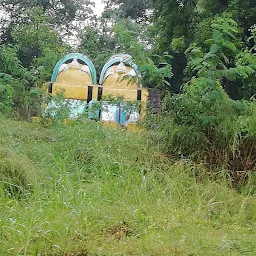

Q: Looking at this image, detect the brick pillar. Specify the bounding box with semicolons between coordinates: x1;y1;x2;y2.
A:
147;89;161;114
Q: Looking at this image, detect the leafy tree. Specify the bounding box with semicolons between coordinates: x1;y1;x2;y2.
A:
185;17;256;99
11;8;67;68
33;47;60;83
79;24;117;77
79;16;172;88
113;22;173;88
147;0;256;94
0;0;95;43
146;17;256;185
0;44;37;116
0;8;66;117
103;0;150;22
230;0;256;33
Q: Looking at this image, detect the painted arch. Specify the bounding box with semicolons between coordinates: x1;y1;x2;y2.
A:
51;53;97;84
99;54;141;88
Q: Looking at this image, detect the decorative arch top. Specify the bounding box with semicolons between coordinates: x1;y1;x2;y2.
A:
99;54;141;87
51;53;97;84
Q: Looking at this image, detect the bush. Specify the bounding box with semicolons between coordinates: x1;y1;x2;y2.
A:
0;44;43;118
0;147;36;197
145;84;256;187
145;17;256;188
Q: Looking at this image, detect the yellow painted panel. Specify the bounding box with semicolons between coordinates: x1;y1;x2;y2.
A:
31;116;41;123
102;87;138;101
42;83;49;92
102;65;139;89
52;83;88;100
127;123;145;132
56;68;92;86
92;86;99;101
140;88;149;120
141;88;149;103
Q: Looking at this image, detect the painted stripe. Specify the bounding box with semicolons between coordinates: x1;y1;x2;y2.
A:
87;86;93;103
97;87;103;101
137;90;142;101
48;83;53;94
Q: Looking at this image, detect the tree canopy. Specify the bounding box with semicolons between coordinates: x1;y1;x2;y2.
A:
0;0;255;117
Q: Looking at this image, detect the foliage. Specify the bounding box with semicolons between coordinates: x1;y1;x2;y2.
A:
79;17;173;88
79;25;117;76
0;8;70;118
112;22;173;88
146;90;256;186
185;17;256;98
171;36;186;52
148;0;256;95
103;0;150;22
0;44;37;116
0;0;95;44
145;17;256;186
139;58;173;89
11;7;67;68
0;45;17;113
0;0;255;193
33;47;59;82
0;82;13;113
42;92;75;122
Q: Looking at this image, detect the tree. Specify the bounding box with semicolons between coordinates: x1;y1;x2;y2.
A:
79;17;148;78
11;8;67;68
185;17;256;98
0;44;37;116
103;0;150;22
0;0;95;43
146;17;256;184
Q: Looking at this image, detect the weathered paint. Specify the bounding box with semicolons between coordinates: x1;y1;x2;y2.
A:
101;65;139;89
100;87;138;101
52;84;89;100
51;84;147;103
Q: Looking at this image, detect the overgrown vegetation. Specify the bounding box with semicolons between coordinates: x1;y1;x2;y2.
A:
145;16;256;187
0;0;256;254
0;118;255;255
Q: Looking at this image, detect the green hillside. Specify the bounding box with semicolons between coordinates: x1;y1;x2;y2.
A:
0;117;255;255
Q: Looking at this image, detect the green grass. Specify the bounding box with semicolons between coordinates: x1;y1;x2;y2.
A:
0;117;255;255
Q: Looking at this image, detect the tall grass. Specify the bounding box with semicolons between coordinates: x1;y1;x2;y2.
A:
0;117;255;255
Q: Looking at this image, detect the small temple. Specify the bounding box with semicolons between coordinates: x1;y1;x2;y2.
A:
44;53;159;129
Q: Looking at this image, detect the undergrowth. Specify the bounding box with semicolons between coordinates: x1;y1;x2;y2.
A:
0;117;255;255
145;88;256;189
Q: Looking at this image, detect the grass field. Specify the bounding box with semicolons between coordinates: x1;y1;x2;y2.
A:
0;117;255;255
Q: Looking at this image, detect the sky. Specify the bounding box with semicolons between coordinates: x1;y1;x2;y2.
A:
93;0;105;16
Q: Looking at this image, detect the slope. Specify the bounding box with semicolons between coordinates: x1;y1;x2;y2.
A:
0;117;255;255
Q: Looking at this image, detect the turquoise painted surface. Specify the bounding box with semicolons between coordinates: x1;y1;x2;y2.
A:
51;53;97;84
115;107;127;125
43;99;87;118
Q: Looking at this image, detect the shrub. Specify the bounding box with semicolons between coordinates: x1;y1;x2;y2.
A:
145;17;256;187
0;147;36;197
145;88;256;187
